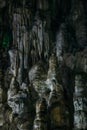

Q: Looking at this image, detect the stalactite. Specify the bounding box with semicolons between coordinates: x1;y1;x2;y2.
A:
70;0;87;50
29;12;50;64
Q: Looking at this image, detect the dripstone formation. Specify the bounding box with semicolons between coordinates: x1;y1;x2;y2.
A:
73;74;87;130
0;0;87;130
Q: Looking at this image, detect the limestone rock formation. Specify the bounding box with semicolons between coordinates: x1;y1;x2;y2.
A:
73;74;87;130
0;0;87;130
33;98;47;130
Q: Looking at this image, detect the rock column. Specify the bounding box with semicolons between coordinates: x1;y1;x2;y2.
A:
73;74;87;130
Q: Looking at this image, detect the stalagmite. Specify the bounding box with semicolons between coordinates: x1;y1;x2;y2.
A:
29;62;48;99
47;53;69;130
48;88;69;130
33;98;47;130
73;74;87;130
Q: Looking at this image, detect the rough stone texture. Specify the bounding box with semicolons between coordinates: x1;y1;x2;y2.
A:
73;74;87;130
0;0;87;130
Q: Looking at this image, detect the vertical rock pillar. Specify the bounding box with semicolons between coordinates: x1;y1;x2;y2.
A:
47;54;69;130
48;86;69;130
33;98;47;130
73;74;87;130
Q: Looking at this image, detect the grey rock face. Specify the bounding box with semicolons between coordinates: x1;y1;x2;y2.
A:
64;48;87;73
73;75;87;130
8;90;28;115
7;76;30;116
0;104;5;126
36;0;49;10
0;0;6;8
33;98;47;130
8;50;17;76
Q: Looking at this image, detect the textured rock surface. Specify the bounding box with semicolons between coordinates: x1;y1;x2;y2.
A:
0;0;87;130
73;74;87;130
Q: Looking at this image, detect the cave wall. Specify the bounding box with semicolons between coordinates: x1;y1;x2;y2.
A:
0;0;87;130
